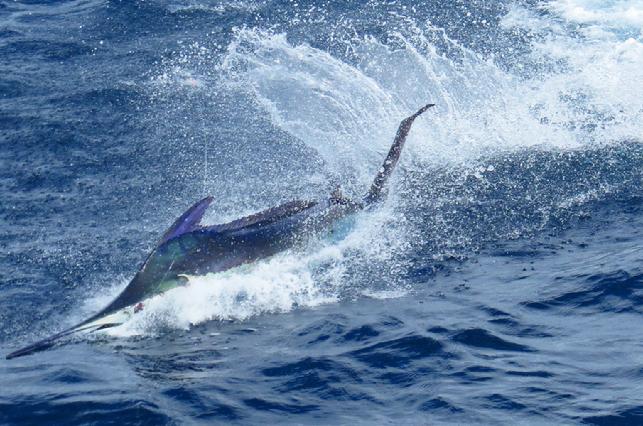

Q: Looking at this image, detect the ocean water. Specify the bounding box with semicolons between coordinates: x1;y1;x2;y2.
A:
1;0;642;424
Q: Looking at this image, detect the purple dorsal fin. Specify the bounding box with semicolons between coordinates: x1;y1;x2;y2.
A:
159;196;214;245
203;199;317;234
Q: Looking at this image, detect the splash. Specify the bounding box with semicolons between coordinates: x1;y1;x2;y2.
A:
219;27;580;188
107;252;334;337
125;0;642;336
219;7;641;180
502;1;643;145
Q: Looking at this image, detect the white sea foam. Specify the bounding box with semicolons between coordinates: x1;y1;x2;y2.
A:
106;252;335;337
547;0;643;28
503;0;642;146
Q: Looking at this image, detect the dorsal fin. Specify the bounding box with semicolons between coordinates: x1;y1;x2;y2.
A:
204;199;317;234
159;196;214;245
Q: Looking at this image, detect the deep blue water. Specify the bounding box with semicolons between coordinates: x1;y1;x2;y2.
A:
1;0;642;424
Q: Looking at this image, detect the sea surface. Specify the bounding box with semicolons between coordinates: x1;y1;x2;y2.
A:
1;0;642;424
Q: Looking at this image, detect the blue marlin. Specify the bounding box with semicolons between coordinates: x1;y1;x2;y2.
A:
6;103;434;359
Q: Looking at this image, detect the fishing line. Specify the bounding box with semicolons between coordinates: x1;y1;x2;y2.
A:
203;136;208;196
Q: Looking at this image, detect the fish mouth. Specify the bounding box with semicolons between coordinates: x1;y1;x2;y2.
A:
5;305;137;360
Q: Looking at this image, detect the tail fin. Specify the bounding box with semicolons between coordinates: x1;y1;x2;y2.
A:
363;103;434;205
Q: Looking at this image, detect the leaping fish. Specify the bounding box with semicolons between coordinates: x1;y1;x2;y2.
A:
6;103;434;359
